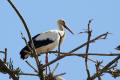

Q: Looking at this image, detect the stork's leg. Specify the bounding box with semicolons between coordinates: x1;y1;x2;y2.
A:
58;34;62;57
45;53;48;74
45;52;51;74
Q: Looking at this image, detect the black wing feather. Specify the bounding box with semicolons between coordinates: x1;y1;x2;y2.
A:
20;34;54;59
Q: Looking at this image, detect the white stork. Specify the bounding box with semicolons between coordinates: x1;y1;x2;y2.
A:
20;19;74;59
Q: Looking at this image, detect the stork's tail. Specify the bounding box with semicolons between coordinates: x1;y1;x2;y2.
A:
20;46;30;59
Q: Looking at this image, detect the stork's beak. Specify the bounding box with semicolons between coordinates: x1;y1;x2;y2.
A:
64;24;74;34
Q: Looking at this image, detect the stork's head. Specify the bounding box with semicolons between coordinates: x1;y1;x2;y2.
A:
57;19;74;34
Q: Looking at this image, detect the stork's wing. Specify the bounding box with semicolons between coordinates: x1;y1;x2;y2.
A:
28;33;54;48
20;33;54;59
32;38;54;48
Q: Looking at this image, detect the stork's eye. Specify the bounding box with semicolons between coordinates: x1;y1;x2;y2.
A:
57;19;65;25
60;21;65;25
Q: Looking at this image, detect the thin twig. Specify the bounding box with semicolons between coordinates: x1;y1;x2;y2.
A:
25;61;38;73
0;51;5;53
89;55;120;80
85;19;92;79
21;32;28;45
4;48;7;63
17;73;38;76
21;32;31;52
69;32;110;53
54;73;66;78
52;63;59;74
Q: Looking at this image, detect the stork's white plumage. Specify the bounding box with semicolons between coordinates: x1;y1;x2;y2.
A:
20;19;73;59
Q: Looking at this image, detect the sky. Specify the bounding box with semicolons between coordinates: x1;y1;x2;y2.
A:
0;0;120;80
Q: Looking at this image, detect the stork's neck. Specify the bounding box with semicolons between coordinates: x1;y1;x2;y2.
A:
58;25;65;31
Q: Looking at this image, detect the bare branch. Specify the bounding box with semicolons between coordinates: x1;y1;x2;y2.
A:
47;51;120;57
52;63;59;74
21;32;31;52
54;73;66;78
0;51;5;54
17;73;38;76
95;61;103;80
85;19;93;79
4;48;7;63
0;59;19;80
69;32;110;53
25;61;38;73
43;32;110;68
89;55;120;80
7;0;43;79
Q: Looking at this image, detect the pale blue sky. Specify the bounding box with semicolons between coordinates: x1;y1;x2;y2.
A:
0;0;120;80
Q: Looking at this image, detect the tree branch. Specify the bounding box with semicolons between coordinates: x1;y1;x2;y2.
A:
0;59;19;80
7;0;43;80
4;48;7;63
89;55;120;80
25;61;38;73
43;32;110;68
85;19;92;79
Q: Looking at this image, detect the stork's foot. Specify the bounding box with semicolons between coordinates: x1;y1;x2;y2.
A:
57;51;61;58
37;53;41;56
58;53;61;57
54;50;61;57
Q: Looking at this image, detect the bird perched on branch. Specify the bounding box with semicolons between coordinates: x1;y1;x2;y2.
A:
20;19;74;59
